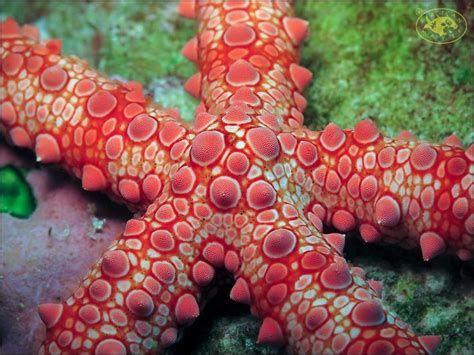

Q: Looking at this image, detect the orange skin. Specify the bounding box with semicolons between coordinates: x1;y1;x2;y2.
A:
1;1;472;354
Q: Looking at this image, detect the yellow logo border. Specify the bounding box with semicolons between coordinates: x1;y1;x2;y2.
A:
416;8;467;45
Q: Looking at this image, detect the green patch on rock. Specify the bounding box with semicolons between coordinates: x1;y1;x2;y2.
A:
152;77;198;123
423;300;474;354
0;165;36;218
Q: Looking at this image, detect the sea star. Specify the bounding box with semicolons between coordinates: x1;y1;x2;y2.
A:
1;0;473;354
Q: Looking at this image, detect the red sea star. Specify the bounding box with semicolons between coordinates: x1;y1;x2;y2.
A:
1;1;473;354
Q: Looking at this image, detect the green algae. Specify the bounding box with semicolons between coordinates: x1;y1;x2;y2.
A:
295;0;473;146
152;77;198;124
0;165;36;218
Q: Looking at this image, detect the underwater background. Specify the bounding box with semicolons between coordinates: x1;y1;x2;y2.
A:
1;0;473;353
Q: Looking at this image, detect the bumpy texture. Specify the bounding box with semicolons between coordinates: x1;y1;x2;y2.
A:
1;0;473;354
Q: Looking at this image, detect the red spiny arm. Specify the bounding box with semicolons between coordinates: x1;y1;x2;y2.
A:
0;18;190;211
180;0;312;125
307;121;474;261
38;193;238;354
235;202;437;354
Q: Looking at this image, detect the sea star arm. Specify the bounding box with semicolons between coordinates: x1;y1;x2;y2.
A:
308;122;474;261
0;18;190;211
180;0;311;125
235;202;439;354
37;195;231;353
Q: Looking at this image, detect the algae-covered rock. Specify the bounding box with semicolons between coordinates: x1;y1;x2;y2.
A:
296;1;473;146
